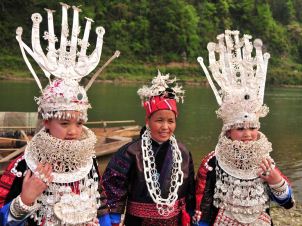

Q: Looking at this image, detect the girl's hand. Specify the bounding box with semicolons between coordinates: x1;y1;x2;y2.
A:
20;163;53;206
86;217;99;226
258;157;282;185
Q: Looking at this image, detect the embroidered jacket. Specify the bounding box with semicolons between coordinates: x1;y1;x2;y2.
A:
102;138;195;226
195;151;295;226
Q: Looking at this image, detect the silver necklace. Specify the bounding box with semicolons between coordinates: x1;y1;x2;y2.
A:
141;128;183;216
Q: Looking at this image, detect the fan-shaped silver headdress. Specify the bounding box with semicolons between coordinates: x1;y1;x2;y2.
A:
16;3;119;122
197;30;270;131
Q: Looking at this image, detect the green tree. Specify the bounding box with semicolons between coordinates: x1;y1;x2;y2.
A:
229;0;255;32
293;0;302;23
269;0;295;25
194;0;220;58
216;0;232;29
287;22;302;62
253;2;288;56
148;0;200;61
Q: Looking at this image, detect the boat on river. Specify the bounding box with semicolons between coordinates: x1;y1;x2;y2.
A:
0;112;140;171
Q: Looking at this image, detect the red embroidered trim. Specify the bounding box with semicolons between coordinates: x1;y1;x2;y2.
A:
195;151;215;213
0;155;24;207
127;198;186;219
275;167;292;185
144;96;178;117
259;212;271;223
215;209;271;225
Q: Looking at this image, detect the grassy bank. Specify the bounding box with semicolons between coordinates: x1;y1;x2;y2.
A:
1;55;302;86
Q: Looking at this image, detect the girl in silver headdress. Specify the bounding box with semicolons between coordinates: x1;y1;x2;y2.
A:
0;3;117;225
193;30;294;226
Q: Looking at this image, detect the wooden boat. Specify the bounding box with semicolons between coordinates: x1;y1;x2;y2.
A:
0;112;141;172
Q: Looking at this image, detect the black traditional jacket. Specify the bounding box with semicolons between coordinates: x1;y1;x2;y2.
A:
102;137;195;226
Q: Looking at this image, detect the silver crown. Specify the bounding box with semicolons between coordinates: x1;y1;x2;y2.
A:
137;70;185;104
198;30;270;131
16;3;105;90
16;3;119;121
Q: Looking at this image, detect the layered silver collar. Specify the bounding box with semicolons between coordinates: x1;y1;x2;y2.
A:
215;132;272;180
24;126;97;183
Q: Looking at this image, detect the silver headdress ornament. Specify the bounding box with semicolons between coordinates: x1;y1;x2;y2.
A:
197;30;270;131
16;3;119;122
137;70;185;104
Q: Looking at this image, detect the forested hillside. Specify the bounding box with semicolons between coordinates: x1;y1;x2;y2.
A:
1;0;302;85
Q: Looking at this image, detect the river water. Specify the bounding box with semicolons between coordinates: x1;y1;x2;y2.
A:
0;81;301;201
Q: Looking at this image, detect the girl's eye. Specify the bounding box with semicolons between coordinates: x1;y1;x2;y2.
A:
77;121;83;126
60;122;69;126
237;127;244;131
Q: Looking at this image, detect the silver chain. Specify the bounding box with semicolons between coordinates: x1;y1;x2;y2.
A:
141;128;184;216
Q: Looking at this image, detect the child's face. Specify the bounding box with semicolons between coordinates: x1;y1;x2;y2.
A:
227;127;259;142
44;112;83;140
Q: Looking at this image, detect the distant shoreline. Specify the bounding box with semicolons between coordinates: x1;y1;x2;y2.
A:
1;74;302;88
0;74;211;86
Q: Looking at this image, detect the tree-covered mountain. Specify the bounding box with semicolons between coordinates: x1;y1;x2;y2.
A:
1;0;302;85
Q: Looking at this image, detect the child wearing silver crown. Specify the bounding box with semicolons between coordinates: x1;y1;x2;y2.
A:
102;71;195;226
193;30;295;226
0;3;116;226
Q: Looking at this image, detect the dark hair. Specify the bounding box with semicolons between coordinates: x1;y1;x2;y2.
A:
163;87;176;99
140;126;147;137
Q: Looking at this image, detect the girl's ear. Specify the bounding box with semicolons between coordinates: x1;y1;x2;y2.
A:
43;120;50;129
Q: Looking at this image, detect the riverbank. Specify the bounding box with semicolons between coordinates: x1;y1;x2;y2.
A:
271;202;302;226
0;65;210;86
1;56;302;86
2;73;302;88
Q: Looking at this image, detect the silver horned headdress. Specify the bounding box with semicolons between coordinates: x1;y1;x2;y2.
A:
137;70;185;103
16;3;119;122
197;30;270;131
137;71;185;117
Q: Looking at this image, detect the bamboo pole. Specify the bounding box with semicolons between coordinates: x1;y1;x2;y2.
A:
20;130;30;141
0;137;27;142
0;126;36;129
85;120;136;125
85;50;120;91
0;147;25;163
0;148;20;152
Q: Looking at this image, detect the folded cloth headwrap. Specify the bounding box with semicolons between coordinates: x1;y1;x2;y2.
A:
144;94;178;117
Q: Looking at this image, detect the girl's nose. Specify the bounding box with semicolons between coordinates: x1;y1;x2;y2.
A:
243;129;252;137
67;125;77;135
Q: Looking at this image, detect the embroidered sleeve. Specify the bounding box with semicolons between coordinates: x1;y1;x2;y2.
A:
102;142;135;214
194;151;217;224
195;152;215;209
92;159;110;216
0;155;25;208
185;151;196;212
268;168;295;209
